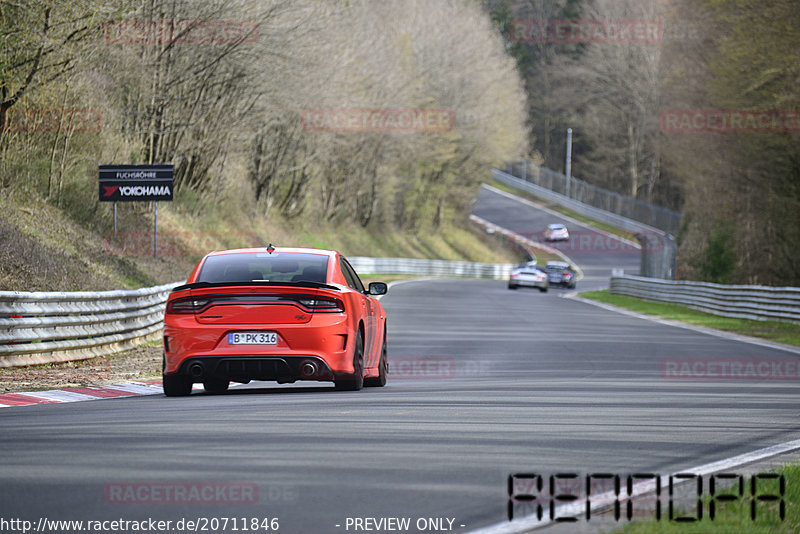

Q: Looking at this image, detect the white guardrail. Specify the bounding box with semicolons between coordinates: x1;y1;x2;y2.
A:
348;257;513;280
0;281;181;368
0;258;516;368
610;275;800;325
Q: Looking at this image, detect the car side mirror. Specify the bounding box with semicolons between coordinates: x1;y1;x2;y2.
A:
367;282;387;296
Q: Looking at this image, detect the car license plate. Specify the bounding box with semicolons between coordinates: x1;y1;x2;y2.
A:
228;332;278;345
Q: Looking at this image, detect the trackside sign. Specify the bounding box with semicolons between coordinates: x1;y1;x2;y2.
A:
99;164;174;202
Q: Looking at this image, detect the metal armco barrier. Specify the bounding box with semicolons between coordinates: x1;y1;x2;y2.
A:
505;162;681;234
0;281;181;368
348;257;514;280
610;275;800;324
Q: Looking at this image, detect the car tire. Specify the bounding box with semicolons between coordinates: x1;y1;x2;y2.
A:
539;287;548;293
335;330;364;391
163;374;192;397
508;283;518;290
203;378;229;394
365;331;387;387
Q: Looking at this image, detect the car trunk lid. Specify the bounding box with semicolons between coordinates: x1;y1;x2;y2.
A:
187;284;338;325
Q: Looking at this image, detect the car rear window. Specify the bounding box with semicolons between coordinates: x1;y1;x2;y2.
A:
197;252;329;284
522;265;545;272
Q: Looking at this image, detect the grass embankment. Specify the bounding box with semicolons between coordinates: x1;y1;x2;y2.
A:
615;463;799;533
0;186;518;292
580;290;800;346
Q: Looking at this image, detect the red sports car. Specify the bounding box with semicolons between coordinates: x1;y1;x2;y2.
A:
162;246;388;396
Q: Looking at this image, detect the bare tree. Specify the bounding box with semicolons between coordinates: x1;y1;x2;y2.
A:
567;0;663;199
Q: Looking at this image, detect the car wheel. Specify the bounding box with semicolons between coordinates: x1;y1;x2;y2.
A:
539;286;548;293
365;331;387;387
162;353;192;397
163;374;192;397
508;283;518;290
203;378;229;394
335;330;364;391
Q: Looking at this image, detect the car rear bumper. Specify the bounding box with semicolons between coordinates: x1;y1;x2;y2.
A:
163;313;355;379
173;354;335;383
509;278;548;289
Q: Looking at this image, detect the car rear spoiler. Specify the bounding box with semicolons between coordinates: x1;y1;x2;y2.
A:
171;280;341;292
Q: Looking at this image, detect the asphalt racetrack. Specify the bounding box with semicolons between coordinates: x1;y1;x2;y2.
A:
1;187;798;533
472;184;641;290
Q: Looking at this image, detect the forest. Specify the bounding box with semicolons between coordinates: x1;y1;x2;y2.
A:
489;0;799;285
0;0;528;244
1;0;798;286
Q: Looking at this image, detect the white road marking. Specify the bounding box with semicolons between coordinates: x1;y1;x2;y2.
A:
105;382;164;395
14;390;100;402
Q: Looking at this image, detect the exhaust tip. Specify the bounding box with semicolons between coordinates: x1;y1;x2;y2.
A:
300;361;318;378
188;362;205;378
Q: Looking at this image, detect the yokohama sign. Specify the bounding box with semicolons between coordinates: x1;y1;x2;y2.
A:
99;164;174;202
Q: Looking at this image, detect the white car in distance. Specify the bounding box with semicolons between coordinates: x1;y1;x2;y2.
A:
544;223;569;242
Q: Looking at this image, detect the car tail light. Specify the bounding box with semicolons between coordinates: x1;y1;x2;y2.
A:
295;297;344;313
167;294;343;314
166;297;210;314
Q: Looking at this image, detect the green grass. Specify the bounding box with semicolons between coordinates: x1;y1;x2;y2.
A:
580;290;800;346
615;464;799;533
487;179;638;242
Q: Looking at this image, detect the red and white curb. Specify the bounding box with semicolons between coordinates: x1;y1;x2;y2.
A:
0;381;203;408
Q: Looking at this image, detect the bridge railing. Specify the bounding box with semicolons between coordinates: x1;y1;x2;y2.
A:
505;162;682;234
348;256;513;280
